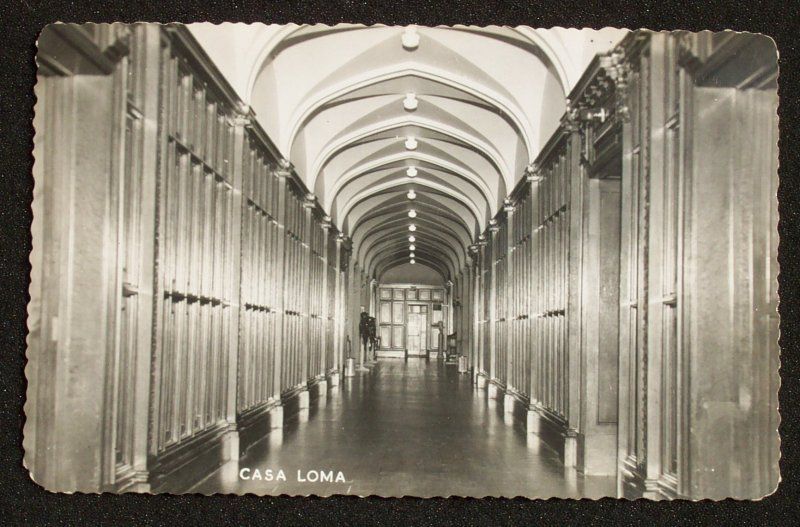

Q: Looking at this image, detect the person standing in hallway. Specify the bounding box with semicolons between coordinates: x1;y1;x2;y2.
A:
359;310;371;363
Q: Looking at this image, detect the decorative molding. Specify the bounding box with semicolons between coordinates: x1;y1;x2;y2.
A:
561;100;582;133
600;47;633;122
524;162;543;182
303;192;317;209
228;102;252;127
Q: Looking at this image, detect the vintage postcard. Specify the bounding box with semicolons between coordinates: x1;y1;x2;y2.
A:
26;23;779;499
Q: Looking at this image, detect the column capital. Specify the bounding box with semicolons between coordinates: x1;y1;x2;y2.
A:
525;162;543;183
503;198;515;214
228;102;252;127
488;218;500;234
303;192;317;210
275;158;293;179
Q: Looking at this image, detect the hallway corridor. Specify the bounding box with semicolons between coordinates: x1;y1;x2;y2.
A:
191;360;613;497
26;23;779;499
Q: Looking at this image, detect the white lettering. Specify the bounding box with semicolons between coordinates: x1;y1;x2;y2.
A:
335;471;346;483
239;468;250;480
276;469;287;481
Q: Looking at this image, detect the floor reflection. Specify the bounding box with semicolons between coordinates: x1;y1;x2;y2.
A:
190;359;615;498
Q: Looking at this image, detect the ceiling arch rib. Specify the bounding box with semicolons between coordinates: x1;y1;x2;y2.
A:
238;24;621;281
307;115;513;190
354;210;470;278
339;179;485;233
357;217;467;268
240;24;594;106
334;163;490;218
345;189;480;237
284;64;537;162
358;222;468;271
327;151;498;216
373;251;453;281
358;214;470;258
378;260;446;285
367;239;458;278
369;240;457;272
351;200;472;243
360;228;465;277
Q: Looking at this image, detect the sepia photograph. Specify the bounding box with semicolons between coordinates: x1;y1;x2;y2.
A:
25;23;779;500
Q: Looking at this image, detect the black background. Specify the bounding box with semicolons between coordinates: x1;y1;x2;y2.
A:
0;1;797;524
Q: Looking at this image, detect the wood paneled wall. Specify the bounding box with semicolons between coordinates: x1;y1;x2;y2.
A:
26;25;779;499
471;31;779;498
27;23;353;493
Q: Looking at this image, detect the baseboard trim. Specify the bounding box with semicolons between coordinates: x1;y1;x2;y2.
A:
237;399;283;456
148;422;231;493
149;375;334;493
524;402;574;465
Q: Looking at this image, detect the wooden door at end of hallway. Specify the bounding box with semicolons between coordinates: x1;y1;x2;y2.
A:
406;304;429;356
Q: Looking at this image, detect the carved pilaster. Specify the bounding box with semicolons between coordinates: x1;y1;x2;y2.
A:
600;47;633;122
503;198;515;215
561;101;582;134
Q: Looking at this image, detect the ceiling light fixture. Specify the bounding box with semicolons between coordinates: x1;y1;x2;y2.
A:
410;252;415;258
408;209;417;218
406;166;417;178
407;189;417;200
408;235;415;242
408;224;417;232
410;259;416;265
402;26;420;50
409;244;416;251
404;136;418;151
403;93;418;111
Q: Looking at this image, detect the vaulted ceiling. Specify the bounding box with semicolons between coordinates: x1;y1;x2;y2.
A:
189;23;627;282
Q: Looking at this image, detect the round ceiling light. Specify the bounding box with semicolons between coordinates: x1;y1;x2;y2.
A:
408;209;417;218
406;166;417;178
409;252;415;258
410;259;416;265
408;235;415;242
403;93;418;111
409;244;416;251
404;136;418;151
402;26;420;50
408;224;417;232
407;189;417;200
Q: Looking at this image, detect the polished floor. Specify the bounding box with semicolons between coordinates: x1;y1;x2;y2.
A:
191;359;615;497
